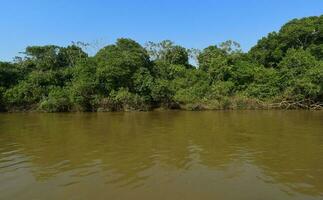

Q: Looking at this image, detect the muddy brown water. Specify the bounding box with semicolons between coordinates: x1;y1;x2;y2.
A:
0;111;322;200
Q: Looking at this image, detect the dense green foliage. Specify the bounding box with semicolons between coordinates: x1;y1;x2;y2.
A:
0;16;322;112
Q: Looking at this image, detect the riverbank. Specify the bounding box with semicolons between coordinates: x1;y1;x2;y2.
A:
3;97;322;113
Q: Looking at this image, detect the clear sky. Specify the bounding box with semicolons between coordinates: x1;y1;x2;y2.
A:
1;0;322;61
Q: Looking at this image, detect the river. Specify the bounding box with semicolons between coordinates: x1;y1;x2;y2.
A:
0;111;322;200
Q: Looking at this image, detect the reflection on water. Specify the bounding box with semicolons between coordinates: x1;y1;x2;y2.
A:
0;111;322;200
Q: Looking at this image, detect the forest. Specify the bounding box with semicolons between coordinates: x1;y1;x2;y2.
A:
0;15;322;112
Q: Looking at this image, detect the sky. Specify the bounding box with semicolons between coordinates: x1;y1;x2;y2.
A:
1;0;322;61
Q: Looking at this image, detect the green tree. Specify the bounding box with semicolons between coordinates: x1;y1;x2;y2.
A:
278;48;322;101
146;40;191;67
250;15;323;67
95;38;151;93
57;45;88;67
198;45;229;83
0;15;322;112
0;62;19;88
69;58;99;111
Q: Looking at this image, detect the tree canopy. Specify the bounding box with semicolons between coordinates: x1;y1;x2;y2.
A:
0;15;322;112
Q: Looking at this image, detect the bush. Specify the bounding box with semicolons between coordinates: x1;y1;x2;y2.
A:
69;59;99;111
278;49;322;101
132;67;154;100
106;88;150;111
0;87;6;111
151;79;175;107
4;81;45;108
245;67;280;99
39;87;72;112
208;81;235;99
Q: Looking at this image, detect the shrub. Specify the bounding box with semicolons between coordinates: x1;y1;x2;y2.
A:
0;87;6;111
39;87;72;112
151;79;175;107
4;81;45;108
108;88;150;111
208;81;235;99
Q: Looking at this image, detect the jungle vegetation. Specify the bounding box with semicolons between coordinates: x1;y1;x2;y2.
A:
0;15;322;112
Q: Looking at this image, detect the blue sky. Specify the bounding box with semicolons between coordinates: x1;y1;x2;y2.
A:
1;0;322;61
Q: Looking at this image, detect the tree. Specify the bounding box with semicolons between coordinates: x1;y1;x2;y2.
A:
250;15;323;67
0;15;322;112
57;45;88;67
0;62;19;88
132;67;154;101
278;48;322;101
146;40;191;67
69;58;99;111
24;45;61;70
95;38;151;93
198;45;228;72
164;45;189;66
145;40;174;60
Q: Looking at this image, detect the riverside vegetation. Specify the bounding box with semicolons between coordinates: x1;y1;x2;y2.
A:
0;15;322;112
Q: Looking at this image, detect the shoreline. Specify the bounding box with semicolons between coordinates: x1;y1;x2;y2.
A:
2;105;322;113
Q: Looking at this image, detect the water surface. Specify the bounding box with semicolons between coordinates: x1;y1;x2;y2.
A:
0;111;323;200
